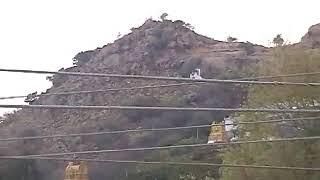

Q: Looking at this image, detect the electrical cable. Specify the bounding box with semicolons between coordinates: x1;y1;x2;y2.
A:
0;156;319;171
0;116;319;141
0;68;319;86
11;136;320;158
1;71;320;100
0;104;319;113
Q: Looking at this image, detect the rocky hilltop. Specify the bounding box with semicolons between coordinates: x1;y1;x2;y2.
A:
0;19;318;180
301;23;320;48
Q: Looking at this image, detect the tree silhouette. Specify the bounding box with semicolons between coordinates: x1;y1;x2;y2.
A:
227;36;237;43
273;34;284;46
160;13;168;21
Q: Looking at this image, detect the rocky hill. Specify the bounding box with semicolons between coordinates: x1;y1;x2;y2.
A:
0;19;317;180
301;23;320;48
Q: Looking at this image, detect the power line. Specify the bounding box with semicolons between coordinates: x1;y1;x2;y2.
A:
0;156;319;171
0;83;201;100
0;95;27;100
0;104;319;113
0;116;319;142
240;71;320;80
0;68;319;86
14;136;320;158
1;71;320;100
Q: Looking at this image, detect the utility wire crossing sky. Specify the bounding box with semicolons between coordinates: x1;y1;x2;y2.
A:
1;0;320;115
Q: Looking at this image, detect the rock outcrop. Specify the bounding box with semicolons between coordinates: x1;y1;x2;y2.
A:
301;23;320;48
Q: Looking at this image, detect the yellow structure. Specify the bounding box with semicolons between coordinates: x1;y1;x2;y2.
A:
64;161;89;180
207;122;226;143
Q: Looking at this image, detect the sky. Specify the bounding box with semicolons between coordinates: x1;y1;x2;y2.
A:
0;0;320;115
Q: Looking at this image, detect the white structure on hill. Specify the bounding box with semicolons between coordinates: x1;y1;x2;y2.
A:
190;68;202;79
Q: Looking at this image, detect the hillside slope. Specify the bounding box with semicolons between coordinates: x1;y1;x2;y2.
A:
0;18;302;180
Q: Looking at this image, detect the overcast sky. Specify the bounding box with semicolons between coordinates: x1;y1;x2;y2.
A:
0;0;320;115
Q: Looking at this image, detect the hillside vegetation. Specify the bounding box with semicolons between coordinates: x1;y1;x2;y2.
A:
221;47;320;180
0;19;319;180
